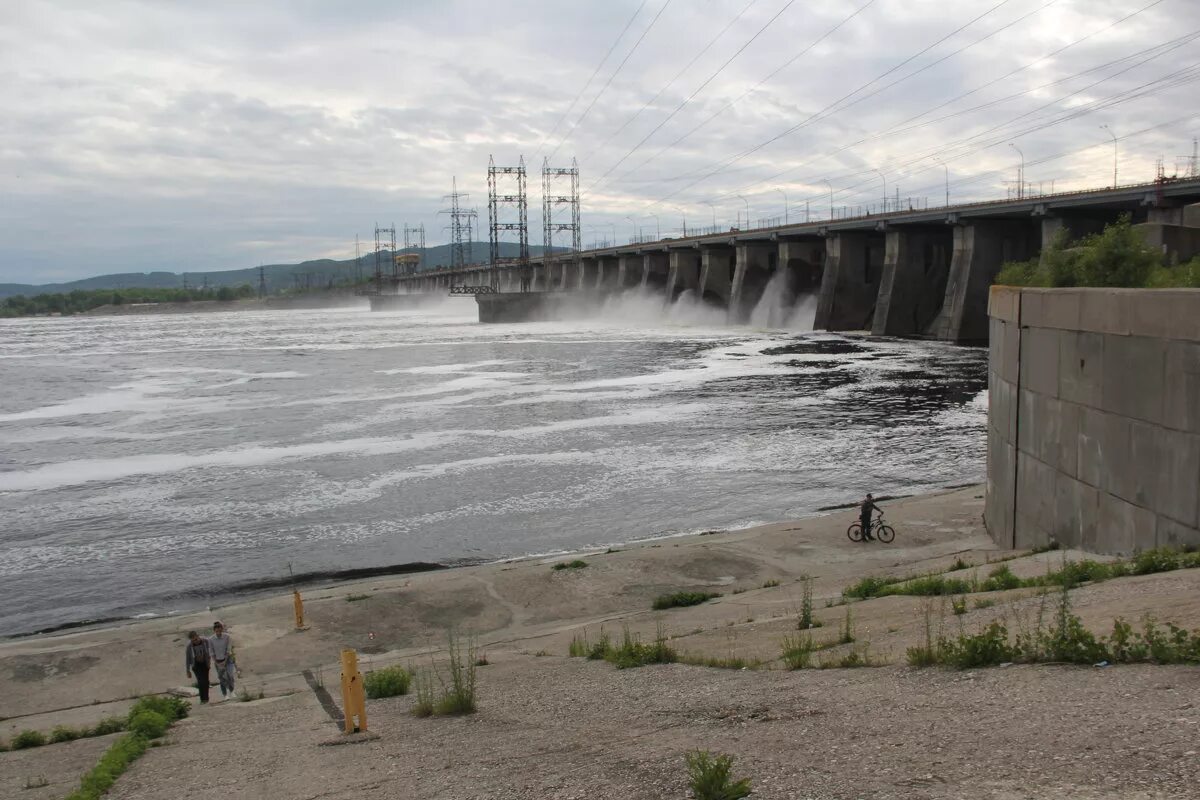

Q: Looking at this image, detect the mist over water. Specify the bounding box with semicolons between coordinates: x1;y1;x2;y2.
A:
0;299;986;635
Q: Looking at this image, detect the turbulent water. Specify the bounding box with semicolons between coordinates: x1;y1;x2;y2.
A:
0;293;987;635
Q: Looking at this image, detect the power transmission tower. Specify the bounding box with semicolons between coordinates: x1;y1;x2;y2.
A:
440;179;475;271
403;224;426;273
258;266;267;298
488;155;529;291
542;157;581;283
374;224;397;293
354;235;361;285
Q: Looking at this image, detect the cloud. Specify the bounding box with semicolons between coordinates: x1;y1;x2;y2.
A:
1;0;1197;282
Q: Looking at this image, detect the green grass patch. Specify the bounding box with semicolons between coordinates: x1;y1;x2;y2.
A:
652;590;721;610
364;665;411;699
780;634;816;670
552;559;589;571
679;653;763;670
686;750;752;800
346;593;371;602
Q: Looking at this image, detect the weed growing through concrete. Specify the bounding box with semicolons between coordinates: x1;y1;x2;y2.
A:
846;548;1200;601
410;668;435;718
780;634;816;670
435;632;478;715
951;597;968;616
363;665;411;699
761;579;781;589
907;582;1200;669
61;695;188;800
685;751;752;800
839;607;856;644
346;593;370;602
552;559;588;571
11;730;46;749
797;576;821;630
973;598;996;610
680;653;763;670
653;591;722;610
25;776;49;789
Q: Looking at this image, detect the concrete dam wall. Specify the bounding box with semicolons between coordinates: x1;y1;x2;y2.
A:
985;287;1200;555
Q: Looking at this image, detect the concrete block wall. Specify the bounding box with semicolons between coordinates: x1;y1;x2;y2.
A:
986;287;1200;554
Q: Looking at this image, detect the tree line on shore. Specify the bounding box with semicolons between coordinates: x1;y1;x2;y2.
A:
0;284;259;318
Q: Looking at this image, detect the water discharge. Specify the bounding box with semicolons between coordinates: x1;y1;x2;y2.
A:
0;304;986;635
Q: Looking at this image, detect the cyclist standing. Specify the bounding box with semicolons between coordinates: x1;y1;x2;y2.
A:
859;493;881;542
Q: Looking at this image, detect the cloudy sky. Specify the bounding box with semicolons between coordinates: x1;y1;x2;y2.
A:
2;0;1199;283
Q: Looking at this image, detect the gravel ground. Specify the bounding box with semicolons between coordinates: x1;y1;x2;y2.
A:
105;657;1200;800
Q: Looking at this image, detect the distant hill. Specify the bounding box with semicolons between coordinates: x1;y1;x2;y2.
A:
0;243;560;299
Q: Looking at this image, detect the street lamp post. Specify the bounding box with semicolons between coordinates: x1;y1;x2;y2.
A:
775;188;788;225
704;200;717;231
648;214;660;240
1100;124;1118;187
737;195;750;229
822;179;834;220
873;169;887;214
671;206;687;237
935;158;949;207
1009;143;1025;199
625;215;636;243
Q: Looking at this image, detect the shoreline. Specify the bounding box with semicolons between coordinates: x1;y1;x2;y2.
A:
2;483;965;640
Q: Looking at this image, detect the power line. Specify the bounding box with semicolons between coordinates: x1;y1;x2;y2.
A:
591;0;878;195
645;0;1018;208
710;19;1195;205
547;0;674;162
591;0;759;155
584;0;800;192
533;1;648;158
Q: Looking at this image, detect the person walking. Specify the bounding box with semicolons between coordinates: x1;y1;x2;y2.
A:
209;621;239;698
184;630;214;704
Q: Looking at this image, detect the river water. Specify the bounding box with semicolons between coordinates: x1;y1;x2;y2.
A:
0;294;987;635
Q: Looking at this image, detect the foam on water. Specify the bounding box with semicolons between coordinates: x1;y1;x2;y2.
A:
0;305;988;634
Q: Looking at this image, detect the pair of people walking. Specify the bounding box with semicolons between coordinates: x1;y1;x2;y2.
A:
184;621;239;704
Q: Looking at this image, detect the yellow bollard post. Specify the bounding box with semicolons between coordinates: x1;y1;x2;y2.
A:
293;590;305;630
340;649;367;734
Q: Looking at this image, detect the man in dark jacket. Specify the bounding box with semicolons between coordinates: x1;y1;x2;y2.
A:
184;630;214;704
859;493;881;542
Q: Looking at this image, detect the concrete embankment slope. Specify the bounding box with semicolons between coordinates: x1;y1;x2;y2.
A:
986;287;1200;554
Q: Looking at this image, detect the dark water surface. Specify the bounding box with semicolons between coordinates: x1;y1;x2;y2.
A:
0;301;986;635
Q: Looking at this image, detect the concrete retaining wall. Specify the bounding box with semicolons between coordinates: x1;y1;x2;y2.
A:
986;287;1200;554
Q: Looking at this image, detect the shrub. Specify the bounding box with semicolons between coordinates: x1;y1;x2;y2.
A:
127;710;169;740
588;630;613;660
981;563;1021;592
951;558;973;571
842;574;903;599
11;729;46;749
995;217;1161;288
653;591;721;610
364;666;411;699
761;579;780;588
51;725;82;743
127;695;189;722
552;559;588;571
685;751;752;800
951;597;968;616
940;622;1016;668
89;717;126;736
1132;548;1181;575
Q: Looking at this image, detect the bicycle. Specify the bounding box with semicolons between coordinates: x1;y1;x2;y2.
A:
847;512;895;543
